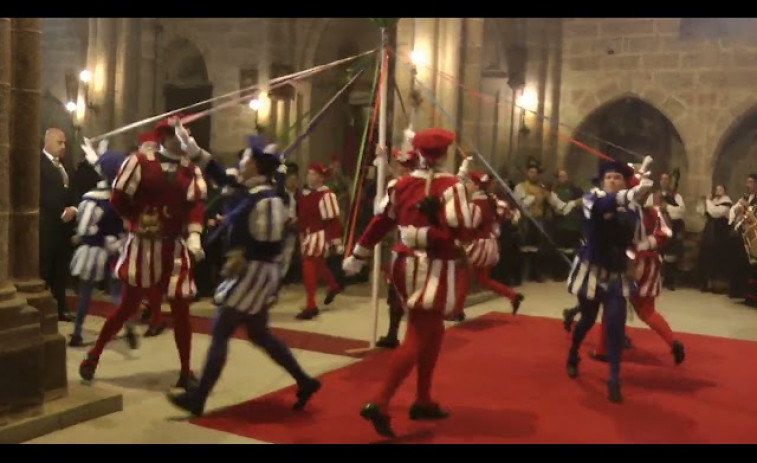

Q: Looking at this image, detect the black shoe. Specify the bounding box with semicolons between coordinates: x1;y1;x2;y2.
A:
607;381;623;403
293;378;321;410
69;334;84;347
454;312;466;322
323;288;342;306
562;308;577;332
623;336;633;349
511;294;524;314
167;390;205;417
59;312;74;322
125;325;139;350
144;322;166;337
409;403;450;421
567;356;580;378
175;372;199;390
295;307;320;320
140;307;151;323
589;350;608;362
360;403;395;438
376;336;399;349
79;355;99;381
671;340;685;365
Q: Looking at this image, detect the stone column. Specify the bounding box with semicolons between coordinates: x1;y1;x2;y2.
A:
10;17;67;402
112;18;140;151
0;17;45;425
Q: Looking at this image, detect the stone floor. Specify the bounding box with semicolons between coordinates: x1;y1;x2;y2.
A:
25;281;757;444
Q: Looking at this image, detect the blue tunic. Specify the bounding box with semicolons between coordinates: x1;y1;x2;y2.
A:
566;188;639;300
213;177;287;314
70;183;125;282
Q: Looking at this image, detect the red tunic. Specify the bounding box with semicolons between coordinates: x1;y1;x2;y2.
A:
297;185;343;258
111;150;206;299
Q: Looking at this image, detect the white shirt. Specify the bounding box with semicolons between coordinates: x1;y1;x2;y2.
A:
44;149;77;214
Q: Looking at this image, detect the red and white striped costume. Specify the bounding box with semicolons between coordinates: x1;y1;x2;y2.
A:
111;149;207;300
352;170;474;317
594;203;681;357
297;185;343;257
467;191;511;268
632;205;673;297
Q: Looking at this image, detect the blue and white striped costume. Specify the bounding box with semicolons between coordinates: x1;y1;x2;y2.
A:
213;176;287;314
567;187;640;299
70;181;125;282
565;161;650;395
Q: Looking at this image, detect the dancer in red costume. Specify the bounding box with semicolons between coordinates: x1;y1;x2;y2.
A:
376;147;420;348
343;128;474;438
592;197;686;365
79;123;207;389
295;162;344;320
452;171;525;321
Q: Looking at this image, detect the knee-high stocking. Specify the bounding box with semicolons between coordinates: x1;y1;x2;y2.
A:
246;312;311;385
476;266;517;300
602;294;627;383
169;298;193;375
633;295;674;346
569;296;601;361
415;311;445;406
88;285;143;359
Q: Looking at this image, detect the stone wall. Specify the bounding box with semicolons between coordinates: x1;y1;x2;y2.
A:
559;18;757;229
41;18;87;107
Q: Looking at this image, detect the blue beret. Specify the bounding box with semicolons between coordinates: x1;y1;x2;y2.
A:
95;150;127;183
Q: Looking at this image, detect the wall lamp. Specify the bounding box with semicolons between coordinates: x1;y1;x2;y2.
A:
64;69;97;120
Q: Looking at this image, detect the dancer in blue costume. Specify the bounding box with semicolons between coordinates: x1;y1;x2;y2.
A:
166;142;320;417
565;158;653;403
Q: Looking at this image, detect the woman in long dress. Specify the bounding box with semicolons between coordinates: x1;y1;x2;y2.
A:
697;184;733;292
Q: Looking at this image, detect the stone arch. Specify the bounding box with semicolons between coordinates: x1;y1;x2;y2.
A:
711;104;757;198
40;91;77;169
161;36;213;150
303;18;378;174
564;95;688;191
163;37;209;86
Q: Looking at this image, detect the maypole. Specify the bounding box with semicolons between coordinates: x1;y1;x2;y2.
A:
370;26;390;348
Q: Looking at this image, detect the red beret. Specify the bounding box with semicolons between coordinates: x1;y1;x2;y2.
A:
137;131;159;146
392;149;419;168
469;171;491;187
308;162;330;177
411;128;455;160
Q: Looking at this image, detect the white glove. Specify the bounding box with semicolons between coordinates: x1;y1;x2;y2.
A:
562;200;576;215
457;156;473;180
342;255;365;276
277;163;288;175
104;235;123;255
187;232;205;261
81;137;99;166
97;139;109;156
511;209;521;225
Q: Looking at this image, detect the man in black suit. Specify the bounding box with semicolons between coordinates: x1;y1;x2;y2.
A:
40;128;76;321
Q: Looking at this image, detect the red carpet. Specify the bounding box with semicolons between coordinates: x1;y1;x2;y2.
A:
69;296;368;358
189;312;757;444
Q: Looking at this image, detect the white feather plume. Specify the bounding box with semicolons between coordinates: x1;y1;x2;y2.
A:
401;127;415;154
81;137;99;166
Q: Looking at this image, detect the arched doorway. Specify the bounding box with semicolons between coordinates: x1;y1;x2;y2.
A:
308;18;378;177
712;108;757;199
163;38;212;150
565;96;687;191
40;91;77;171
